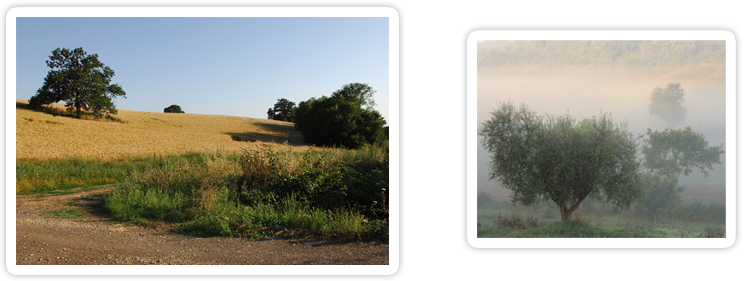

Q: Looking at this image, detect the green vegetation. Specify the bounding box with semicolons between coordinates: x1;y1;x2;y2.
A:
477;208;725;238
103;144;389;241
637;126;724;223
267;98;296;122
29;47;126;119
164;104;185;113
45;208;86;220
478;102;726;237
479;101;641;220
294;83;387;149
16;152;209;194
19;145;389;241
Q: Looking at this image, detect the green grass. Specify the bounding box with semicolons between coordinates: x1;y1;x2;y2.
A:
19;145;389;241
477;209;725;238
102;145;389;241
16;152;213;194
45;208;86;220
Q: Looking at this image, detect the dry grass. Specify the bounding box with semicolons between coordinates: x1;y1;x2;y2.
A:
15;99;312;160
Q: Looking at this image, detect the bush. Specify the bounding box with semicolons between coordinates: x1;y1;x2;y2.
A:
497;214;540;230
237;144;389;218
164;104;185;113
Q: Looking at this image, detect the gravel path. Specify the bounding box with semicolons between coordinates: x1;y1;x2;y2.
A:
15;186;388;265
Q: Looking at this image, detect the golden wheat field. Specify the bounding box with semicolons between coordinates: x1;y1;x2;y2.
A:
15;99;309;160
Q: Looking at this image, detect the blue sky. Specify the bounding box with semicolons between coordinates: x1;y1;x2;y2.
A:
16;17;390;121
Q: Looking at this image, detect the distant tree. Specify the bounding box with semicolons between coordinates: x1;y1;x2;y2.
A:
642;127;724;177
638;127;724;222
638;172;683;224
294;84;386;149
29;47;126;119
267;98;296;122
164;104;185;113
648;83;686;127
479;102;641;220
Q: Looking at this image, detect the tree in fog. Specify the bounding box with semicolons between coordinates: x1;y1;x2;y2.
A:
479;102;641;221
638;127;724;222
648;83;686;127
638;172;682;223
642;127;724;177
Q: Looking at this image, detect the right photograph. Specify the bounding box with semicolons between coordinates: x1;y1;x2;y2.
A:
467;31;736;248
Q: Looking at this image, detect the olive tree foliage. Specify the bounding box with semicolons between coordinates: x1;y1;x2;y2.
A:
479;102;641;220
648;83;686;127
164;104;185;113
29;47;126;119
637;127;724;221
267;98;297;122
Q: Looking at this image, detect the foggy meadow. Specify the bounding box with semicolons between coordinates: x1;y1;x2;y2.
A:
476;41;726;238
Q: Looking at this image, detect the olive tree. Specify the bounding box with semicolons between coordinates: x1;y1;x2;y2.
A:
29;47;126;119
479;102;641;220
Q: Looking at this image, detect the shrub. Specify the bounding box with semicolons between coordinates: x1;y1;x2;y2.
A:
237;144;389;217
497;214;540;230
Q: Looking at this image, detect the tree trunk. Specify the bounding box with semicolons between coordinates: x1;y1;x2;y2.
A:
558;203;572;221
557;197;586;221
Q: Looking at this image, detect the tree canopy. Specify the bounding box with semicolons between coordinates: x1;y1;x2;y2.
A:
267;98;296;122
637;126;724;222
331;83;377;109
29;47;126;119
648;83;686;127
479;102;641;220
642;127;724;177
164;104;185;113
294;84;386;149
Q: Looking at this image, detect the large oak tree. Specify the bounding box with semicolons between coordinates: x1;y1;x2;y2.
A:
29;47;126;119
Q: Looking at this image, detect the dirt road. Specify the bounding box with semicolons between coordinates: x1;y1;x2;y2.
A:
15;186;388;265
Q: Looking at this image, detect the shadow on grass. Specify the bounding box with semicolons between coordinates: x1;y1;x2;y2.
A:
16;101;125;123
224;123;305;146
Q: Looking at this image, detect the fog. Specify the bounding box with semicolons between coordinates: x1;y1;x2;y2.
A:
476;41;726;237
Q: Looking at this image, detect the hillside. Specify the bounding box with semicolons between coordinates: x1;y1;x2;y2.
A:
15;99;306;160
478;40;726;80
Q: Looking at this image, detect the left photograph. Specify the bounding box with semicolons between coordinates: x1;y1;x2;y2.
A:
8;7;398;275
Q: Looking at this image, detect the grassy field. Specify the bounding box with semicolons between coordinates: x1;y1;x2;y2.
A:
477;197;725;238
16;99;306;160
15;101;389;241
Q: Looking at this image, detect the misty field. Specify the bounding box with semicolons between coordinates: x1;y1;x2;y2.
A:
476;41;727;238
16;100;389;241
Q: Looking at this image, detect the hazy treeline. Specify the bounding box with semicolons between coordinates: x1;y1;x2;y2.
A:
478;41;725;71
